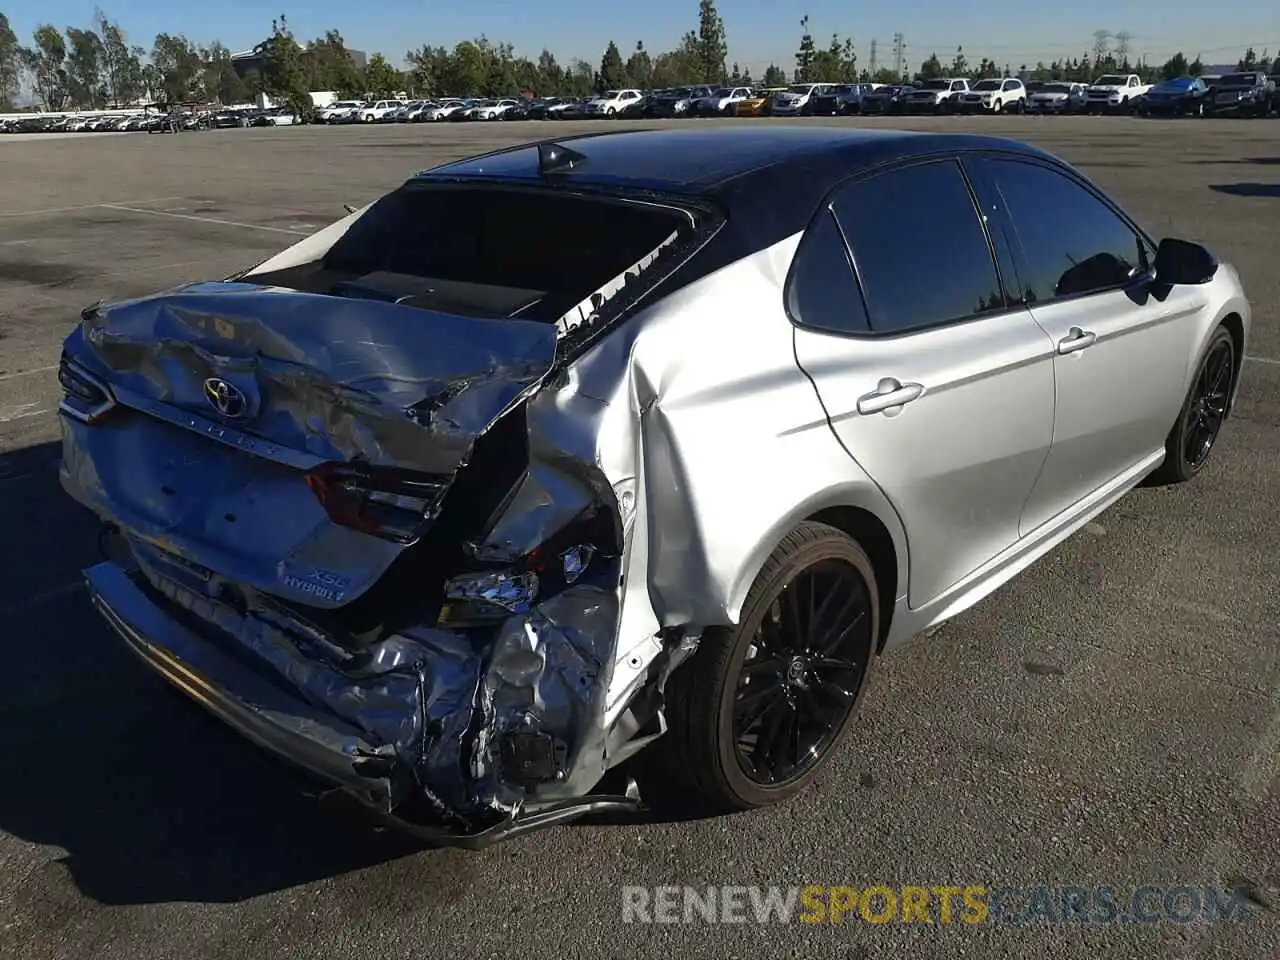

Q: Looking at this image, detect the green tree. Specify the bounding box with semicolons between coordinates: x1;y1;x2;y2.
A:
761;62;786;86
536;49;563;94
565;57;595;96
1237;47;1257;70
64;27;104;107
406;45;446;97
254;15;310;111
794;15;815;81
625;41;652;89
364;53;401;97
307;30;362;96
810;34;846;82
974;57;999;79
511;57;539;95
482;45;516;96
23;25;69;110
1160;52;1188;80
950;45;968;77
650;48;694;87
598;40;626;91
0;13;19;109
1188;55;1203;76
141;62;162;100
916;52;944;81
201;41;247;104
838;37;857;81
151;33;203;103
438;40;487;96
96;10;145;106
689;0;727;83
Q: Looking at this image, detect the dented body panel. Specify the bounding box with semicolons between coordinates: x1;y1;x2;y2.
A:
62;230;903;836
66;129;1236;843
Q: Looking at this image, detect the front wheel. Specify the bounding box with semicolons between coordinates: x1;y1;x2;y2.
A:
992;98;1003;113
1148;327;1236;485
650;521;880;813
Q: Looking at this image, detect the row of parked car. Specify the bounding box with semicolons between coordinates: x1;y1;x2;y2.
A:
0;105;302;134
846;71;1280;117
309;72;1280;125
8;70;1276;135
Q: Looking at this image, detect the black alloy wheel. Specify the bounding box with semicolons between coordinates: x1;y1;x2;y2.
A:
651;522;879;813
731;558;872;786
1149;326;1236;484
1182;333;1235;469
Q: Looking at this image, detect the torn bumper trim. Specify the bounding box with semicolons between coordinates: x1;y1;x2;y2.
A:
85;561;645;848
86;560;400;813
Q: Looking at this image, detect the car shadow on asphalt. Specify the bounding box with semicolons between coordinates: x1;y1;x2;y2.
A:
1187;156;1280;165
0;441;469;907
1209;182;1280;197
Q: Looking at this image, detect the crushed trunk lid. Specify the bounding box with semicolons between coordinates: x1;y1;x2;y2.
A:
60;281;558;608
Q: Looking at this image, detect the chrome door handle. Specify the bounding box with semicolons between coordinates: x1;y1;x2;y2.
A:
1057;327;1097;354
857;378;925;416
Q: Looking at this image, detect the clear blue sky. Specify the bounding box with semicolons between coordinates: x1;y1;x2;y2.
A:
6;0;1277;76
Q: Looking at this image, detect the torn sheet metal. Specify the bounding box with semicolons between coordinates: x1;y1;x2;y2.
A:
74;281;558;475
123;529;625;827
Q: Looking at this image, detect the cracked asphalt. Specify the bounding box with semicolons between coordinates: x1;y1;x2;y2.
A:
0;115;1276;959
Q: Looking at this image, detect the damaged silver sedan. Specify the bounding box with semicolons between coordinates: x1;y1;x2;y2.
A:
60;128;1249;845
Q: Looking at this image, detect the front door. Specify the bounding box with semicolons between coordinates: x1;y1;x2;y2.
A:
967;155;1205;535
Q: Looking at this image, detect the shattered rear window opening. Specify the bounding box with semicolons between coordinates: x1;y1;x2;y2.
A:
246;182;698;345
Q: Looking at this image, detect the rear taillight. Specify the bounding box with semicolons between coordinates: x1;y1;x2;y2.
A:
57;355;118;425
304;462;449;544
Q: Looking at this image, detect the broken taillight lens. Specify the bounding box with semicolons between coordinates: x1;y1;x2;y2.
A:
57;354;118;425
304;462;449;545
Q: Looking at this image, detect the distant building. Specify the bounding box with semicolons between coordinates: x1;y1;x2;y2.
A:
230;47;368;80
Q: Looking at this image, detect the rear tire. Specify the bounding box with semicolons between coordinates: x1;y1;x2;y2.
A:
649;522;880;814
1147;326;1236;485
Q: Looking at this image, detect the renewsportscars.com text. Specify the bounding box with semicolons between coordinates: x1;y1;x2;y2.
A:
620;885;1260;925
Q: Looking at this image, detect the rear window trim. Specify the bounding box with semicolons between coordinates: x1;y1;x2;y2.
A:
364;176;727;365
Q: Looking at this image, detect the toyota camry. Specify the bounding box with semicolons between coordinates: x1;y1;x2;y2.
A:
59;127;1250;845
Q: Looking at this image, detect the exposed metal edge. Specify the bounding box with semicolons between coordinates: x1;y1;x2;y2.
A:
86;566;396;814
381;795;645;850
86;561;647;848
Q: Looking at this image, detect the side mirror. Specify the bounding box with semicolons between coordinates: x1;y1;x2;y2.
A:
1154;237;1218;285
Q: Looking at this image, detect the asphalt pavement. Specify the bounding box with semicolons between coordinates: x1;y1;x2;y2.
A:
0;115;1276;959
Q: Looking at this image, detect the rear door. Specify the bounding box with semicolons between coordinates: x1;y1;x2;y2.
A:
790;158;1056;608
966;155;1204;535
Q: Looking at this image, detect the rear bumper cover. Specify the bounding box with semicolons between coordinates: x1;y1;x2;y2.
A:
85;561;642;847
86;560;403;810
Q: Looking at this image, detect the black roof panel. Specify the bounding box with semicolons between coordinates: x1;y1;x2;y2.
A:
416;126;1051;193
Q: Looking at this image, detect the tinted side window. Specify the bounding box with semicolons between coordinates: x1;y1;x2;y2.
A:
786;209;870;335
831;160;1004;334
980;158;1149;303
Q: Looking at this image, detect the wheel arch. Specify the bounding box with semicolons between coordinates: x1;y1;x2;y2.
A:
1219;311;1247;413
804;505;900;652
725;488;907;653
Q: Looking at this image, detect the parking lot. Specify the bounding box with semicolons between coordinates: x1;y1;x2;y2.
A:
0;116;1276;958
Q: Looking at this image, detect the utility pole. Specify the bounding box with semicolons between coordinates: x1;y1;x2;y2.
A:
892;32;905;78
1091;29;1111;65
1114;30;1133;66
869;38;878;77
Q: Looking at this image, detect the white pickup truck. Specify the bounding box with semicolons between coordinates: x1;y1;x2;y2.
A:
1085;74;1151;113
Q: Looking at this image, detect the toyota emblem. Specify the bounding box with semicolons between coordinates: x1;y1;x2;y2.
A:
203;377;250;419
